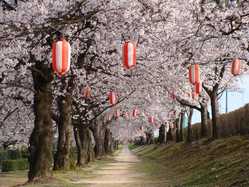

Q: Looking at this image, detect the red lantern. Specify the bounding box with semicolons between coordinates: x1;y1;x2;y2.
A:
123;41;136;69
52;39;71;76
195;82;202;94
189;64;200;84
108;91;117;105
132;108;139;117
82;85;91;98
231;59;240;76
125;112;130;119
148;116;155;124
192;91;198;100
115;109;120;118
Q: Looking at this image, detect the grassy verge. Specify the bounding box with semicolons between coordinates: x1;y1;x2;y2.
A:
128;144;140;150
0;149;121;187
132;136;249;186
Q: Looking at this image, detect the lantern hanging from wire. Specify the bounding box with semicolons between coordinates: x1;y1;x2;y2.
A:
108;91;117;105
192;91;198;100
52;38;71;76
132;108;139;117
195;82;202;95
125;112;130;120
148;116;155;124
123;41;136;69
231;59;240;76
82;85;91;98
188;64;200;84
115;109;120;119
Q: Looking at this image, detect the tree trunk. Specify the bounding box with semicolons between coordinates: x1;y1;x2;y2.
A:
186;109;193;143
73;126;82;167
176;118;182;142
210;92;219;139
200;103;208;138
54;94;73;170
159;124;167;144
114;140;119;150
93;120;105;158
179;115;183;142
104;128;112;153
87;128;95;162
167;126;173;142
28;62;53;182
74;126;95;166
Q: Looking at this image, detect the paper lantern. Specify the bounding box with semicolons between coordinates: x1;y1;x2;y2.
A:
132;108;139;117
123;41;136;69
148;116;155;124
231;59;240;76
192;91;198;100
195;82;202;94
188;64;200;84
108;91;117;105
125;112;130;119
52;39;71;76
82;85;91;98
115;109;120;118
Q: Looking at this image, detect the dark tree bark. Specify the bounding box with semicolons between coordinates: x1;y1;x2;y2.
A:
176;118;183;142
203;64;226;139
167;126;173;142
74;126;95;166
159;124;167;144
54;94;73;170
93;120;105;158
104;128;113;153
145;129;154;145
28;62;53;182
186;109;193;143
210;91;219;139
200;102;208;137
179;115;183;142
73;126;81;166
113;140;119;150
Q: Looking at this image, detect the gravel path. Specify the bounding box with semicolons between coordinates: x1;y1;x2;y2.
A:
72;145;170;187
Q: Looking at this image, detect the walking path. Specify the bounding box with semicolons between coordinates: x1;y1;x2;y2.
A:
72;145;170;187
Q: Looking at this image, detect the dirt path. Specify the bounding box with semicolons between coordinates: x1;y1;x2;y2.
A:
72;145;170;187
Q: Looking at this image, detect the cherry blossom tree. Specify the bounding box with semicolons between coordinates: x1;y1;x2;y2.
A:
1;0;249;183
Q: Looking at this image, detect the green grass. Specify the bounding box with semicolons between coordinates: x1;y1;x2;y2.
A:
0;149;121;187
132;136;249;186
128;144;140;150
2;139;249;186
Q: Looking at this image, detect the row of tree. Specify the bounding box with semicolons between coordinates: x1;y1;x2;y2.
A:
1;0;249;183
